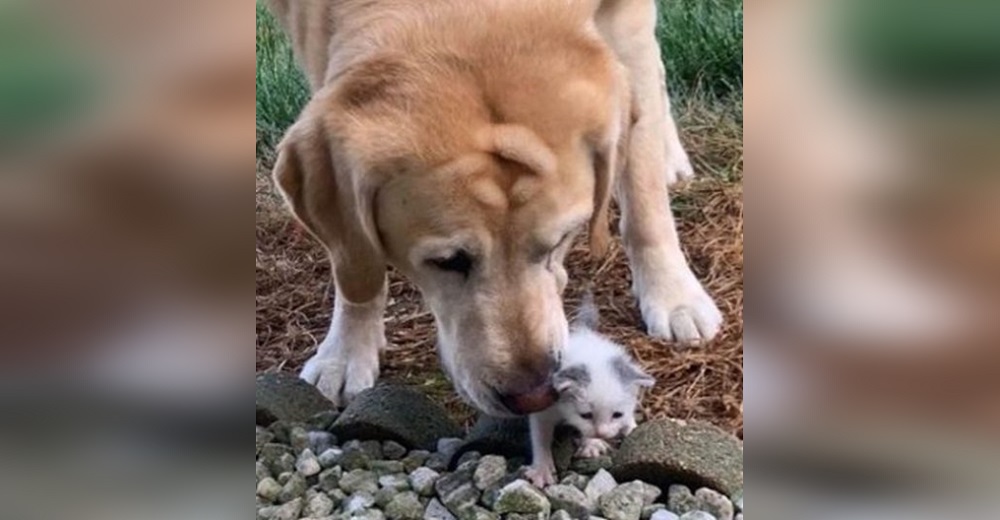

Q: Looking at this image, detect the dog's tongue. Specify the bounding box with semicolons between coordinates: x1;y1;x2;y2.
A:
509;384;558;415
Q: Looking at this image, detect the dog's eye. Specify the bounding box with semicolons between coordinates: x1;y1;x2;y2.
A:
428;251;474;277
612;412;624;419
580;412;594;420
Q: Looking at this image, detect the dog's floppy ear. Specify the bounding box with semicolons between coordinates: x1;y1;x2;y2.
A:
271;103;386;302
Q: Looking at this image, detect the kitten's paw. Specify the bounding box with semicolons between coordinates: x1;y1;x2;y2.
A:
524;464;556;488
576;438;612;458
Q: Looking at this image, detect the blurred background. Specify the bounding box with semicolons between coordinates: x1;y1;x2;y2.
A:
1;0;999;517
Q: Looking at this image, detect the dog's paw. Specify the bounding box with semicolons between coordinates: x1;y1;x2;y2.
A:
576;438;612;458
524;464;557;489
638;267;723;345
664;141;695;187
300;346;380;407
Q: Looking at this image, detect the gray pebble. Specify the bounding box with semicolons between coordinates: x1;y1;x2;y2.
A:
278;473;307;503
309;431;337;454
267;497;302;520
735;515;742;520
385;491;424;520
650;511;680;520
458;505;500;520
584;470;618;503
507;514;548;520
304;491;335;517
457;451;482;468
426;452;451;472
694;488;733;520
383;440;408;460
340;469;379;495
409;467;441;497
441;483;481;517
638;482;662;507
340;444;373;471
435;466;475;498
494;480;551;516
276;472;292;486
667;486;698;516
402;450;431;472
375;488;398;508
276;453;297;476
437;438;464;459
480;473;519;509
296;449;322;477
473;455;508;491
642;504;667;520
380;473;411;492
256;478;282;503
354;509;388;520
552;511;574;520
360;440;385;460
371;460;407;476
425;499;458;520
343;492;377;515
560;473;590;491
257;428;275;454
732;491;742;512
256;461;271;483
318;466;344;492
570;456;613;475
318;448;344;469
545;484;594;519
599;482;647;520
289;426;311;454
679;513;716;520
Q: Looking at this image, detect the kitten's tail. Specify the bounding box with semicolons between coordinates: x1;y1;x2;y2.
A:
572;285;600;331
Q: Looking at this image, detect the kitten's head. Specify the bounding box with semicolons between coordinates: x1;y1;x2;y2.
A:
553;336;655;440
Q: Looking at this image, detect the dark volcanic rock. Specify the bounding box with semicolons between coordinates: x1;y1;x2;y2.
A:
331;384;463;451
612;419;743;497
256;373;336;426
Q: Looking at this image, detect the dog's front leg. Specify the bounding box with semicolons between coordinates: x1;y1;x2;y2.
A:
300;279;386;407
598;0;723;343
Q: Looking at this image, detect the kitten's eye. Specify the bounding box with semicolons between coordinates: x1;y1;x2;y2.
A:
428;251;474;277
612;412;624;419
580;412;594;420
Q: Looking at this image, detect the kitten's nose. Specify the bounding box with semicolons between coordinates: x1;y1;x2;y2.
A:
597;425;619;440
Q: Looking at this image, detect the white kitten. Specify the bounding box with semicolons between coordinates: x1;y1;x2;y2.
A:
524;298;655;488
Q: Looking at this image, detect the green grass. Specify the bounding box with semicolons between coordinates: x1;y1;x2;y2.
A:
657;0;743;101
256;0;309;159
255;0;743;157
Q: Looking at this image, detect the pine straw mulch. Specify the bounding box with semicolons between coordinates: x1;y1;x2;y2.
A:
256;104;743;439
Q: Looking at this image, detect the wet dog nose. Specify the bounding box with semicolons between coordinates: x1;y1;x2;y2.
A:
498;354;558;415
498;383;558;415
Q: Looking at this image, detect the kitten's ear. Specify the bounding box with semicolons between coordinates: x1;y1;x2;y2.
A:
612;357;656;389
554;365;590;394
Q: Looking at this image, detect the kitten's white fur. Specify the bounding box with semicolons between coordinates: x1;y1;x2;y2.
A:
524;321;654;488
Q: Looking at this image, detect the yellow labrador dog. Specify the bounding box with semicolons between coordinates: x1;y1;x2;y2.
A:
267;0;722;416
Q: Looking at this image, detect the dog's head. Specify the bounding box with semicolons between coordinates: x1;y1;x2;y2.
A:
273;36;628;416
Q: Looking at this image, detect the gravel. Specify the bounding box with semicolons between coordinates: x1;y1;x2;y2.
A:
494;480;551;516
385;491;424;520
695;488;734;520
544;484;593;519
474;455;508;490
409;467;441;496
254;406;743;520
